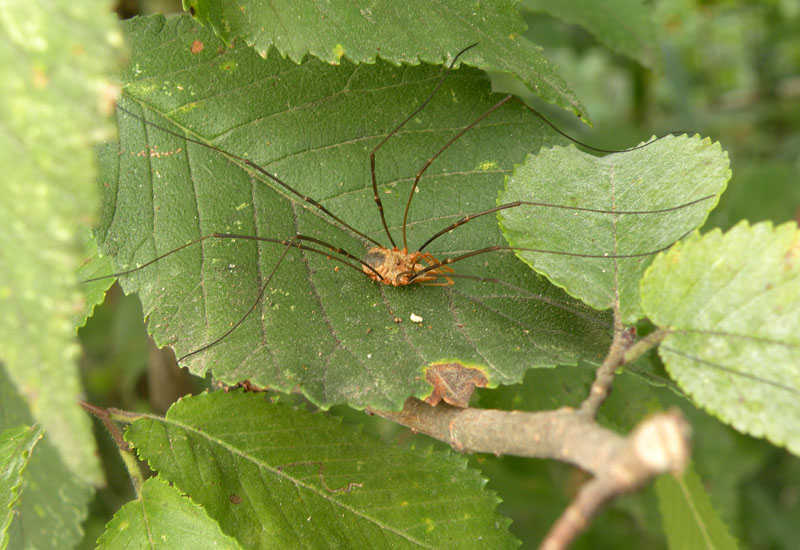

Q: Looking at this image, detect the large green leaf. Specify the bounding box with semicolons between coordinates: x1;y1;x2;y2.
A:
0;0;122;484
498;136;730;323
184;0;587;119
0;365;93;550
656;465;739;550
97;15;618;409
520;0;659;67
0;424;43;550
97;477;244;550
641;221;800;455
125;391;517;549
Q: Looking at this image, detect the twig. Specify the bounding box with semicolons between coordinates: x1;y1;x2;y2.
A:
540;410;690;550
374;399;689;480
374;317;691;550
579;326;636;417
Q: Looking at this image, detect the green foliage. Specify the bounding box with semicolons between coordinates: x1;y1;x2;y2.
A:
75;225;115;328
184;0;587;119
98;14;613;410
656;465;738;550
125;391;517;549
520;0;659;67
97;477;243;550
0;424;43;550
1;0;798;548
0;366;94;550
498;136;729;322
0;0;121;485
642;221;800;455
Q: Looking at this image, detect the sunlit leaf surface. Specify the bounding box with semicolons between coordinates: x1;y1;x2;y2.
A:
125;391;517;549
97;477;244;550
642;221;800;455
499;136;729;322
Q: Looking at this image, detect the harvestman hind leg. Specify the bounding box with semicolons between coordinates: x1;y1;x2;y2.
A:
405;227;700;284
85;230;384;360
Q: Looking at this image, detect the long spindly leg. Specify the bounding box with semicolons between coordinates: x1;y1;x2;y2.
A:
400;94;515;251
445;273;611;329
115;104;384;248
368;43;478;248
405;227;697;284
415;194;717;253
396;93;696;253
84;231;382;361
414;252;455;286
511;97;694;154
179;235;299;361
84;231;379;284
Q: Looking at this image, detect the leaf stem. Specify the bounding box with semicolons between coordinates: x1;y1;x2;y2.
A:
579;324;635;417
624;329;668;364
79;400;146;496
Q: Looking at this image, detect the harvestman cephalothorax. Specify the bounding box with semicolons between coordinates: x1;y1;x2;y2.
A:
90;43;717;399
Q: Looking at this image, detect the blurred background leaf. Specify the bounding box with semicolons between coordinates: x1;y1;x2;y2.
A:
0;366;94;550
0;0;123;487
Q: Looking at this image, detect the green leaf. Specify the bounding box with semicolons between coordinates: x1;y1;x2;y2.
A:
97;477;244;550
641;221;800;455
0;424;43;550
656;465;739;550
184;0;587;119
125;391;517;549
498;136;730;323
0;0;123;485
75;224;115;329
658;389;768;531
98;15;616;410
520;0;659;67
0;365;93;550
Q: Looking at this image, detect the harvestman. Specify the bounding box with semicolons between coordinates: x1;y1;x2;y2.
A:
91;45;715;364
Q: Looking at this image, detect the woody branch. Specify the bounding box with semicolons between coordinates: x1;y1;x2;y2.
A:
374;327;690;550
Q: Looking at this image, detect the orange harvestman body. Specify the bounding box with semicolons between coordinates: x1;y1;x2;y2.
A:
361;246;454;286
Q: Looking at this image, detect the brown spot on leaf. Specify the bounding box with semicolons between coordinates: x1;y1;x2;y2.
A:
424;363;488;408
218;380;268;392
191;40;204;54
229;494;241;504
